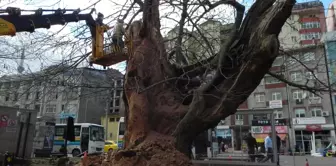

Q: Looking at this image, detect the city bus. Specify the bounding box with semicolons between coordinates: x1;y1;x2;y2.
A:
117;117;125;149
52;123;105;156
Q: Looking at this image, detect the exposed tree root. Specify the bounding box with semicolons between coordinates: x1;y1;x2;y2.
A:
79;132;192;166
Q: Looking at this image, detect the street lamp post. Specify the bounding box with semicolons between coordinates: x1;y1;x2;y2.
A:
323;45;336;140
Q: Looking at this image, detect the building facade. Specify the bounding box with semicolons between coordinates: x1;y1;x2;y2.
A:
0;66;125;151
100;74;125;141
0;66;124;124
230;1;334;153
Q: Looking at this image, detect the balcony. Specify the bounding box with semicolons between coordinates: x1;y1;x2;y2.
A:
235;120;244;125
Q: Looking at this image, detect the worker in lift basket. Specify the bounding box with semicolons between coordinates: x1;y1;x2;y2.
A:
112;19;125;50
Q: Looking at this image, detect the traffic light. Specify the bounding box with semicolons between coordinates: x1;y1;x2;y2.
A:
4;151;13;166
63;117;75;141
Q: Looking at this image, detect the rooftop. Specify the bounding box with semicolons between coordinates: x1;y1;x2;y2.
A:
293;0;323;10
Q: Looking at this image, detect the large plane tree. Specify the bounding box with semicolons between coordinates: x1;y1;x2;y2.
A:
111;0;298;165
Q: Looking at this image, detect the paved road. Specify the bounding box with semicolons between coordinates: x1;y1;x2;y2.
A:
194;155;336;166
280;155;336;166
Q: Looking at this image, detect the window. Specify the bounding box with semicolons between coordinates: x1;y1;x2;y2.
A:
291;36;297;42
305;71;316;80
311;107;322;117
90;126;104;141
272;92;282;100
301;22;320;29
291;71;302;82
24;104;30;109
309;92;320;99
116;90;122;97
273;57;283;66
265;76;281;84
116;80;122;86
235;114;243;120
34;104;40;111
254;93;265;103
109;133;113;138
115;99;120;106
301;52;315;61
253;114;268;120
35;91;40;100
13;93;18;101
105;141;112;145
235;115;243;125
300;32;321;40
26;92;30;100
109;118;115;122
5;93;9;101
295;108;306;118
287;54;299;65
55;126;65;136
274;110;283;119
45;104;56;113
292;90;303;99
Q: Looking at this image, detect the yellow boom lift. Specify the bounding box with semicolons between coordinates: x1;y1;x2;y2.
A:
0;7;127;68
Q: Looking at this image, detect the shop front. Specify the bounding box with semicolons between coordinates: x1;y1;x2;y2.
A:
215;126;232;148
293;117;333;154
251;125;288;153
251;126;288;143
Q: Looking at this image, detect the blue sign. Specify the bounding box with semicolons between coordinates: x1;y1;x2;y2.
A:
215;129;231;138
59;113;76;119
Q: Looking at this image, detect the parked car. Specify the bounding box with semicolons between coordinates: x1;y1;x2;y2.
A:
104;140;118;152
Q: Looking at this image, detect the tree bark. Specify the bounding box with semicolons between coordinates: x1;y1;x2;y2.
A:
108;0;296;165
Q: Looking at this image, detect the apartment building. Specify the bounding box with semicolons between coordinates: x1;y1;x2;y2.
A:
279;0;326;49
230;1;334;152
0;66;124;124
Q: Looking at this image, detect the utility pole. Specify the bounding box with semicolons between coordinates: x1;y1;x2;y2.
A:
323;45;336;139
105;91;111;140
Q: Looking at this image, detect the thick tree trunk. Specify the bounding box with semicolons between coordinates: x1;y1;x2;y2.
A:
104;0;296;165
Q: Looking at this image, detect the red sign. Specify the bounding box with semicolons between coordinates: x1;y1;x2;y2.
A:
306;124;322;131
0;115;9;127
251;126;288;134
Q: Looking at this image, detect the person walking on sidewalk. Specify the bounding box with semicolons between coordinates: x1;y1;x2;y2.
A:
261;133;274;163
244;133;258;162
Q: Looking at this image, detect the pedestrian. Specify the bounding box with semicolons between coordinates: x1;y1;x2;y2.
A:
221;141;225;152
276;132;281;166
261;133;274;163
244;133;258;162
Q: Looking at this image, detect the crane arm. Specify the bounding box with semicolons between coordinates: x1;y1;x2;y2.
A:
0;7;101;37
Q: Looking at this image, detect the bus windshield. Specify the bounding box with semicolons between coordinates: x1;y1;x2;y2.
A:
119;122;125;135
90;126;104;141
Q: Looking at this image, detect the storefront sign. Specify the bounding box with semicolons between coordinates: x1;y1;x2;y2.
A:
293;117;326;125
306;124;322;131
59;113;76;119
254;133;287;143
251;126;288;134
251;118;288;126
269;100;283;108
215;129;232;138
